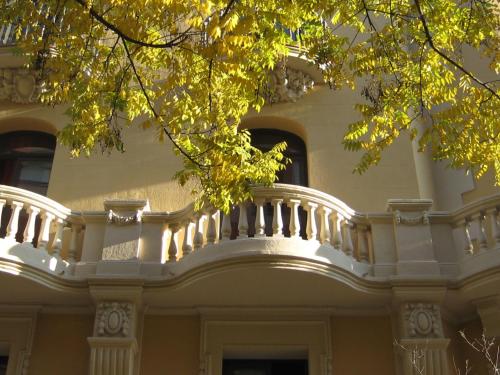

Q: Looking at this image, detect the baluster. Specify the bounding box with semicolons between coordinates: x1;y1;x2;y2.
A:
68;223;81;262
486;208;500;247
366;227;374;264
332;213;344;250
220;208;232;241
206;210;217;244
51;218;65;258
472;213;487;250
0;199;5;232
6;201;23;241
319;206;331;244
182;221;194;256
343;220;354;256
168;223;180;262
460;219;474;255
254;198;266;238
305;202;318;241
193;214;206;250
37;212;55;251
22;205;40;245
357;225;369;263
238;203;248;238
287;199;301;238
271;199;284;237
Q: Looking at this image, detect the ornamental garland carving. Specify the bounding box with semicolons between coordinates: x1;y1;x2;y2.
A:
0;68;40;104
95;302;133;337
394;210;430;226
107;209;142;225
404;303;442;338
265;63;315;104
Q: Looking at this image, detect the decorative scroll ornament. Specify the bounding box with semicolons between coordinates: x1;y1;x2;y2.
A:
394;210;429;225
265;62;314;103
404;303;442;338
95;302;132;337
107;209;142;225
0;68;40;104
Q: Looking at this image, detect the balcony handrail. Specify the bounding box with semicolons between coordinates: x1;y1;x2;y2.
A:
0;184;72;220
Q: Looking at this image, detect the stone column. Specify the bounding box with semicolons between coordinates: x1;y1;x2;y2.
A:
396;301;450;375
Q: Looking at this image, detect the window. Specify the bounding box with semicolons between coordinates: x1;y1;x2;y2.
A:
249;129;308;187
223;359;308;375
0;131;56;195
0;356;7;375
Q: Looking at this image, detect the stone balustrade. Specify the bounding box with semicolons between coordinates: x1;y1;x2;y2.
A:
0;23;16;46
1;184;499;280
0;185;82;266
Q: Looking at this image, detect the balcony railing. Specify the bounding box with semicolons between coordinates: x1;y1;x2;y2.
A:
0;23;16;46
0;184;499;279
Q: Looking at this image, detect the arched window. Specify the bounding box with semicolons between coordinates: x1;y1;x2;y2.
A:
0;131;56;195
249;128;308;186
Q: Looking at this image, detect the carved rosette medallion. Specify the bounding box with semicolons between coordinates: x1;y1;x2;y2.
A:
95;302;133;337
0;68;40;104
404;303;442;338
265;63;315;104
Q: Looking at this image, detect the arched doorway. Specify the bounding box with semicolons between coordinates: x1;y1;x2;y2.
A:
230;128;309;238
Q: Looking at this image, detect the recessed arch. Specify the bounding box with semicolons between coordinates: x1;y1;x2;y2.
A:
240;115;307;143
0;117;57;136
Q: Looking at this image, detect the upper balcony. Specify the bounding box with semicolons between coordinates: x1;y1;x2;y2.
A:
0;184;499;288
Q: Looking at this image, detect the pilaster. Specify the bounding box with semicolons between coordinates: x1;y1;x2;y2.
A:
87;284;143;375
387;199;440;276
474;295;500;337
393;289;450;375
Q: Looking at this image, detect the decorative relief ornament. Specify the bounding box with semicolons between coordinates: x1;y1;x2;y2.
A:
95;302;133;337
394;209;430;226
0;68;40;104
404;303;442;338
265;62;314;103
107;209;142;225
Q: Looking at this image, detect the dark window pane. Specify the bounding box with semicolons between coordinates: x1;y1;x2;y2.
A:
0;356;8;375
223;359;308;375
0;131;56;196
249;129;308;187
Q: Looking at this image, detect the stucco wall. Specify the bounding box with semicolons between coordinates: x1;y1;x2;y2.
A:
1;82;422;212
140;315;200;375
330;316;396;375
29;313;93;375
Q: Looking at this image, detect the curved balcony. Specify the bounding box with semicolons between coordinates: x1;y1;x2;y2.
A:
0;184;499;288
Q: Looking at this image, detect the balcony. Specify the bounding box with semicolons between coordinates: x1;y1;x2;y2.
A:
0;184;499;286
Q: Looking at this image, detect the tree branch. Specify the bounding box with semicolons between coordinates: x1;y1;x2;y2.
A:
414;0;500;100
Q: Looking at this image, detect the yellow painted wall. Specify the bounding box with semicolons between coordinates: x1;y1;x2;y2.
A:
29;314;93;375
462;170;500;205
140;315;200;375
331;316;396;375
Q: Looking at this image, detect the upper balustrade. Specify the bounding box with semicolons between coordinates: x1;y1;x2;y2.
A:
0;184;499;281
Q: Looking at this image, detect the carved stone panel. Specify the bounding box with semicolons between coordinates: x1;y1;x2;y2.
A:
403;303;442;338
94;302;134;338
0;68;40;104
265;63;315;103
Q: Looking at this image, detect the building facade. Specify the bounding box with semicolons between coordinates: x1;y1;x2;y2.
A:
1;23;500;375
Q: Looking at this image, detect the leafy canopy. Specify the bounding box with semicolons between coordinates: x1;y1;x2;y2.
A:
1;0;498;211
